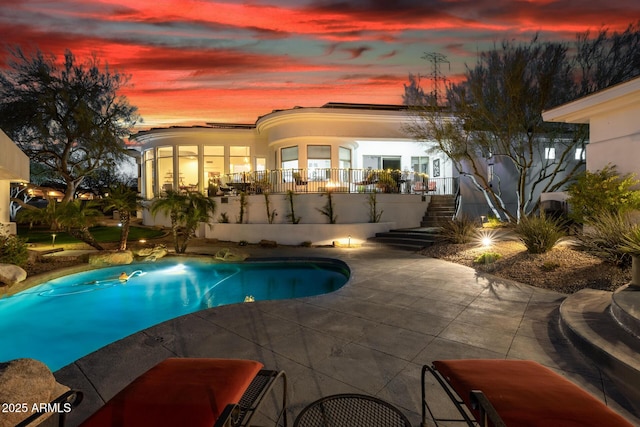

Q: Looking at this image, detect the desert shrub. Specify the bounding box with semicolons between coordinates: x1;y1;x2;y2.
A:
474;252;501;264
0;234;29;267
567;164;640;224
621;224;640;257
441;215;480;244
578;212;634;267
541;261;562;272
515;213;564;254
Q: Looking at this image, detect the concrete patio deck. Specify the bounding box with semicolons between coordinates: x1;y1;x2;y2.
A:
53;244;640;426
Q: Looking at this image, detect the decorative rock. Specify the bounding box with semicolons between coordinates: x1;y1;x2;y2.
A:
137;245;168;261
0;358;69;427
0;263;27;285
88;250;134;267
258;239;278;248
214;248;248;262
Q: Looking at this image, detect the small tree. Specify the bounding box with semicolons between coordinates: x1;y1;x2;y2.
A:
103;184;143;250
317;190;337;224
367;192;383;223
150;190;216;253
237;192;247;224
566;164;640;224
17;197;65;231
263;191;277;224
57;200;104;250
405;38;585;222
0;48;139;201
285;190;301;224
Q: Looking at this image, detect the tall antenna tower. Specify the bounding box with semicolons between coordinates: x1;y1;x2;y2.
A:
422;52;450;106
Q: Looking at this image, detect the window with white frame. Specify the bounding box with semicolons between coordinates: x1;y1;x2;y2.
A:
544;147;556;160
308;145;331;181
281;146;298;170
230;146;251;173
144;149;155;199
157;146;174;193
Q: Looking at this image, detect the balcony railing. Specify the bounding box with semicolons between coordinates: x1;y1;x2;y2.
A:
206;169;458;196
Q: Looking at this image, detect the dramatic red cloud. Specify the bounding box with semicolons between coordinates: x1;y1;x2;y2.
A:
0;1;638;129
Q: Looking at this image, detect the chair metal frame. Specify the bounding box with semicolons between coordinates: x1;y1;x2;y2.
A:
215;369;288;427
421;365;505;427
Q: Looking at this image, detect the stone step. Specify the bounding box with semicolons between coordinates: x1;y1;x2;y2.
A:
559;289;640;411
368;228;439;250
611;284;640;339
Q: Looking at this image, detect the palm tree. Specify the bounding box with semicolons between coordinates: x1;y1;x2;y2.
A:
103;185;143;250
58;200;104;250
150;190;216;253
16;197;65;231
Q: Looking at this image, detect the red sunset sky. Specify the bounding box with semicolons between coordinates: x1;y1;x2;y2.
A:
1;1;639;130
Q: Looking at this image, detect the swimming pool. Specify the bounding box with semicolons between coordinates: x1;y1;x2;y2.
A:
0;257;349;371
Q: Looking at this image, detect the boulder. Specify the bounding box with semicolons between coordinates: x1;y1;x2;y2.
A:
214;248;248;262
258;239;278;248
0;358;69;427
0;263;27;285
137;245;168;261
88;250;134;267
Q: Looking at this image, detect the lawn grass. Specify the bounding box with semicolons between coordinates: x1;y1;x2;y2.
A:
18;225;165;245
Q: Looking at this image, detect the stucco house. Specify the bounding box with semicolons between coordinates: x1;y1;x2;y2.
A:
543;76;640;177
131;103;456;244
0;130;29;235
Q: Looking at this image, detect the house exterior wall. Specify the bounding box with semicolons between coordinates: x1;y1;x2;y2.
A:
587;106;640;175
131;104;444;206
543;76;640;178
0;130;30;233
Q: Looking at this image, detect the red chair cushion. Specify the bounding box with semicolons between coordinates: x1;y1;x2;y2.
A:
433;359;634;427
80;358;264;427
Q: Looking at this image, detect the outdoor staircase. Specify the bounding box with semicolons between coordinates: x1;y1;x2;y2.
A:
368;228;440;251
368;195;458;250
420;195;456;227
559;285;640;413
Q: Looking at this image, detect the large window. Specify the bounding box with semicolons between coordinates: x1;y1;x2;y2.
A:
308;145;331;181
281;146;298;170
157;146;174;193
178;145;199;192
144;149;155;199
230;146;251;173
339;147;351;169
411;156;429;174
204;146;224;190
363;155;401;170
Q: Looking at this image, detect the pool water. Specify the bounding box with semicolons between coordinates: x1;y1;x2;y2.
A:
0;257;349;371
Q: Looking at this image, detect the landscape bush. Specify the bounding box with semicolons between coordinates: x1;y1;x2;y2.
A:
0;233;29;267
441;215;480;244
474;252;502;264
578;212;635;267
515;213;564;254
567;164;640;224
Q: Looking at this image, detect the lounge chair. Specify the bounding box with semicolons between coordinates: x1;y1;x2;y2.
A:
422;359;635;427
79;358;287;427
